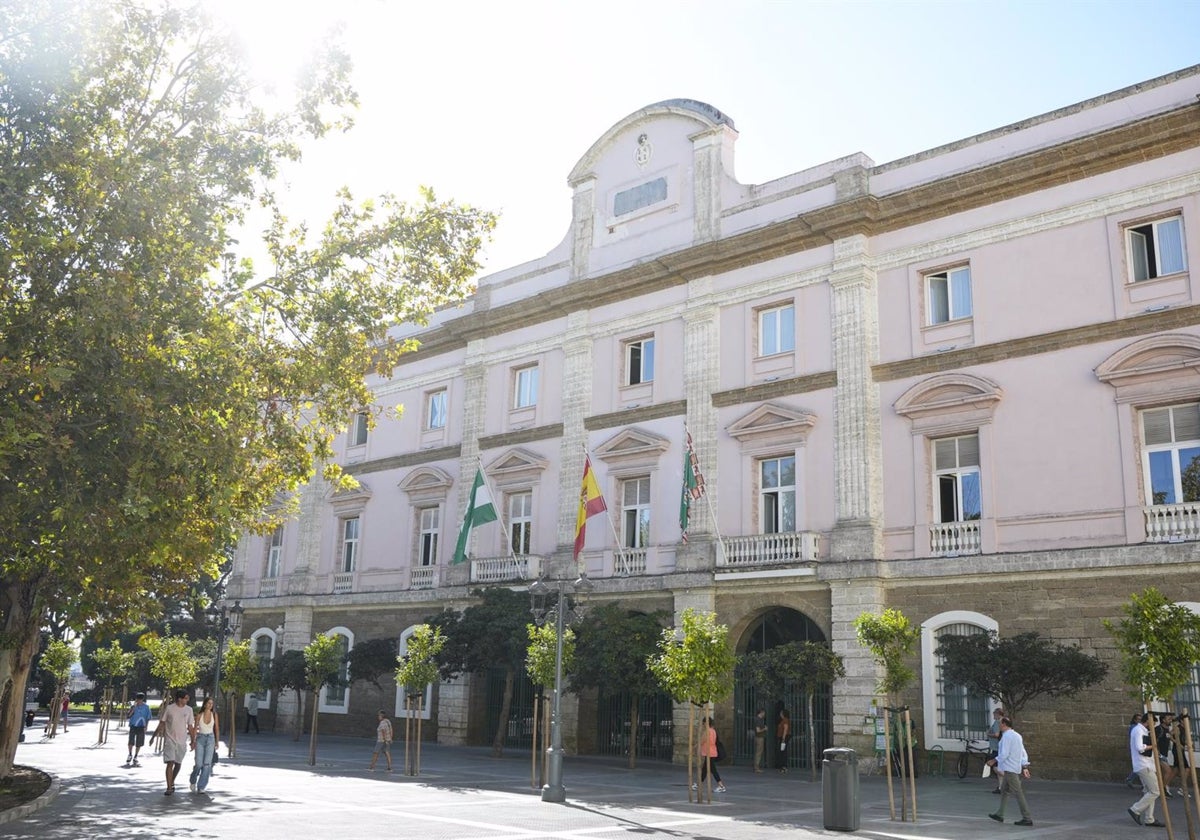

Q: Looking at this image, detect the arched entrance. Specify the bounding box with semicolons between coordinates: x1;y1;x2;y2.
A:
733;608;832;773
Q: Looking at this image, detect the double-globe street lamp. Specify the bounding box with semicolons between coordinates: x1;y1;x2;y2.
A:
529;572;592;803
208;600;244;711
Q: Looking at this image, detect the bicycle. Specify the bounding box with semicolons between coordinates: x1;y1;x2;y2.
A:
956;737;993;779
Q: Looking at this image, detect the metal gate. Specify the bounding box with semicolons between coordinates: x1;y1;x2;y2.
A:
484;667;537;750
595;691;674;762
733;679;832;772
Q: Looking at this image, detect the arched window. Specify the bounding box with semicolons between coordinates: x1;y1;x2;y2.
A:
248;628;277;706
394;625;433;720
921;610;999;752
318;627;354;714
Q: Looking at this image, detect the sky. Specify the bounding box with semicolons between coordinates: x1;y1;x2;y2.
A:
201;0;1200;276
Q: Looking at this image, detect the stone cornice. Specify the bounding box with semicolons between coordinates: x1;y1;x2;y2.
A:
711;371;838;407
584;399;688;431
478;423;565;451
345;445;462;476
407;105;1200;361
873;304;1200;383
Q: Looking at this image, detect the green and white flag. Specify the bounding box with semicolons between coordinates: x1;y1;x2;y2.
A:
453;468;497;564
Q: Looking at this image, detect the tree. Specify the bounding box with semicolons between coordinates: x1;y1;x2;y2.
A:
347;638;401;690
741;641;845;781
40;639;77;738
91;640;135;744
855;609;920;822
139;631;198;722
935;631;1107;723
303;633;344;766
647;608;735;803
570;605;666;769
269;649;309;742
0;0;494;778
395;624;444;776
429;587;531;757
220;640;262;758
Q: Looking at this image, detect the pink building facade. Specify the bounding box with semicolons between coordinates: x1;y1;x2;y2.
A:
230;67;1200;778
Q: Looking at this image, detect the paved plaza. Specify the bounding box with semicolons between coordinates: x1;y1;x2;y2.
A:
3;717;1194;839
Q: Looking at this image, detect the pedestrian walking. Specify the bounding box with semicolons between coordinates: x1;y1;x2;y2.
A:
125;692;152;766
244;693;260;734
753;709;767;773
776;709;791;774
987;717;1033;827
188;697;220;794
150;689;195;796
60;693;69;732
987;707;1004;794
1126;713;1144;790
1128;712;1166;827
368;710;393;772
1156;712;1179;797
693;717;726;793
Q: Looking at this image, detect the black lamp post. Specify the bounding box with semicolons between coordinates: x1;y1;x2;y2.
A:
208;600;244;710
529;572;592;803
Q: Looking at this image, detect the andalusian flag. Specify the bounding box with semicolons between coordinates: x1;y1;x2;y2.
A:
679;430;706;542
574;456;607;560
453;468;497;564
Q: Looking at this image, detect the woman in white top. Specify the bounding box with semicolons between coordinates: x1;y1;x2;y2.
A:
189;697;220;793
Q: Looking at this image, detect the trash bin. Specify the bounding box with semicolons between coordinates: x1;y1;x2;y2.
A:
822;747;860;831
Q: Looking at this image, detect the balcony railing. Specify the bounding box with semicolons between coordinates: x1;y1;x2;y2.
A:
258;578;277;598
410;566;437;589
718;532;819;567
1144;503;1200;543
929;521;981;557
615;548;647;576
470;555;540;583
332;571;354;594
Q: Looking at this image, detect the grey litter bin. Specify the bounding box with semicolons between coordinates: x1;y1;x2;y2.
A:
822;747;860;831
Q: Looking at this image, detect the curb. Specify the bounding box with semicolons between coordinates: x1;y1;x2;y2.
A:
0;773;61;826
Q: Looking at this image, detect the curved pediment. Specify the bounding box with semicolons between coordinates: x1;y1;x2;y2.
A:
894;373;1003;420
1096;334;1200;384
330;480;372;511
593;427;671;466
726;403;816;443
485;447;550;487
397;466;454;503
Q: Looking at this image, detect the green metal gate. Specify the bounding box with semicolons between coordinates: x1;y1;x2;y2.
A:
484;667;537;750
595;691;674;762
733;680;832;772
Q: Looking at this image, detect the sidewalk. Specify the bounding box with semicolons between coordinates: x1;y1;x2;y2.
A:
3;717;1194;839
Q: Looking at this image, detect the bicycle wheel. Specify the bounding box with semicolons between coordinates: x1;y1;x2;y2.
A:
956;751;969;779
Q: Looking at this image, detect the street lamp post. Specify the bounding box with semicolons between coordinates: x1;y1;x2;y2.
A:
209;600;244;711
529;573;592;804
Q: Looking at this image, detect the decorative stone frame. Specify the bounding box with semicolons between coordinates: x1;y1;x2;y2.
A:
593;427;671;551
920;610;999;753
1106;201;1193;318
485;448;549;557
399;467;453;569
247;627;277;708
727;403;817;535
329;483;372;576
318;625;354;714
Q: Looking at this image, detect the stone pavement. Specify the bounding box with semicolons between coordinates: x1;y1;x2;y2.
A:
3;717;1196;839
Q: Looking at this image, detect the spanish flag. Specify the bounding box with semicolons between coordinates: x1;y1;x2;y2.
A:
574;456;607;560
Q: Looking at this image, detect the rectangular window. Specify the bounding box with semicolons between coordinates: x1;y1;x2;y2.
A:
418;507;439;566
265;527;283;579
1129;216;1187;282
758;304;795;357
324;634;349;707
760;456;796;534
514;366;539;409
1142;403;1200;505
621;477;651;548
509;492;533;555
935;623;991;739
427;390;447;430
926;266;972;325
350;411;369;447
625;338;655;385
253;635;274;701
340;517;360;573
934;434;982;522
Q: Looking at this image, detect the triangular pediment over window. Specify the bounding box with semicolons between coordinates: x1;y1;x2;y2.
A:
330;481;372;512
1096;334;1200;403
726;403;816;444
894;374;1003;421
485;448;549;487
593;427;670;467
397;467;453;503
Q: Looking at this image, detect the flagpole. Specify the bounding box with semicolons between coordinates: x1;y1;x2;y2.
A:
683;423;724;547
476;462;522;569
575;445;612;575
586;447;626;574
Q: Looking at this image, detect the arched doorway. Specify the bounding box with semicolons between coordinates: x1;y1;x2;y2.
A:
733;608;832;773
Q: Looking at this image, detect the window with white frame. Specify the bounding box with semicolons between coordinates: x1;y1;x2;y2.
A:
340;516;360;572
508;492;532;555
350;411;369;447
926;266;972;325
264;526;283;579
251;631;275;703
934;434;981;522
514;365;539;409
418;507;439;566
760;455;796;534
624;337;655;385
426;389;447;430
934;622;992;739
396;625;433;720
319;628;352;712
621;477;651;548
758;303;795;357
1142;403;1200;505
1128;216;1187;282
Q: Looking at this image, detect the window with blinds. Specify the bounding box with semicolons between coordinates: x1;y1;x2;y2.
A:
934;434;982;522
1142;403;1200;505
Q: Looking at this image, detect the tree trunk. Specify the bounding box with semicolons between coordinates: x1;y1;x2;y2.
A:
292;688;304;741
491;667;514;758
807;692;817;782
883;705;896;820
1170;722;1195;840
904;708;918;822
0;581;40;779
530;693;539;788
307;689;319;766
628;698;640;770
687;703;696;803
416;693;424;775
227;692;238;758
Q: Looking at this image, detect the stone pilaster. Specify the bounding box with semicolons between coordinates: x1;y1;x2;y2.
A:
828;234;884;560
557;311;594;556
456;342;488;549
434;674;471;745
274;605;314;733
828;578;887;758
288;475;329;595
691;125;736;244
681;279;720;557
569;178;595;282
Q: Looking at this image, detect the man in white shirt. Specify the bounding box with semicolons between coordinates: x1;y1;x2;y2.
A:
987;717;1033;827
1129;712;1165;827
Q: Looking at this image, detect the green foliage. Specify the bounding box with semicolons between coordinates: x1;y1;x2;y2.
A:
1105;587;1200;701
936;631;1107;720
854;609;920;700
396;624;445;697
270;649;309;693
740;641;846;697
40;640;77;683
427;588;531;679
525;622;575;690
347;637;400;689
221;640;262;698
569;605;666;698
138;632;197;691
647;608;735;707
90;641;135;687
303;634;344;691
